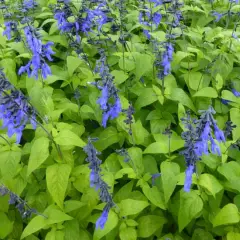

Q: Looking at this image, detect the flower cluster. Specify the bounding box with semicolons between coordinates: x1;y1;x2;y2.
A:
18;26;55;79
0;70;36;143
181;106;225;192
0;184;45;219
1;0;38;42
153;40;174;80
138;0;162;39
83;138;115;229
95;49;121;127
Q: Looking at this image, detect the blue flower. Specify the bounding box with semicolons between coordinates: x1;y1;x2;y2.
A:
83;138;115;229
153;12;162;27
161;43;174;76
201;122;211;140
18;26;54;79
221;98;230;105
212;12;224;22
143;29;151;39
232;88;240;97
96;205;110;229
22;0;38;10
97;85;109;110
3;21;17;40
210;137;221;155
184;165;194;192
213;123;225;142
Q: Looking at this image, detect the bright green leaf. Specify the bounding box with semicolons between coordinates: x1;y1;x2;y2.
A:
46;164;71;209
212;204;239;227
178;191;203;232
27;137;49;176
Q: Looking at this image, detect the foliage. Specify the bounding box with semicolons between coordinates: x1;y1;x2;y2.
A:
0;0;240;239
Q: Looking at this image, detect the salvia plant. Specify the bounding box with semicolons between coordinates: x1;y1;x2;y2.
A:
0;0;240;239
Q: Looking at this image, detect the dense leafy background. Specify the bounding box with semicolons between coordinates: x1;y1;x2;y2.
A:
0;0;240;239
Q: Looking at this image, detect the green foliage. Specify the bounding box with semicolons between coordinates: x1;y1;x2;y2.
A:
0;0;240;239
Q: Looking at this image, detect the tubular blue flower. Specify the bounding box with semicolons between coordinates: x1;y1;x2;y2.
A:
213;123;226;142
210;137;221;155
143;29;151;39
201;122;211;140
212;12;224;22
232;88;240;97
22;0;38;10
2;21;17;40
221;98;230;105
184;165;194;192
96;204;111;229
153;12;162;27
0;70;36;144
94;50;121;127
83;138;115;229
161;42;174;76
18;26;54;79
97;85;109;110
181;106;225;192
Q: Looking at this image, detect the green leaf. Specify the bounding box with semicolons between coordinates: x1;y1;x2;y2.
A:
114;181;134;203
135;88;158;110
227;232;240;240
198;174;223;197
93;210;118;240
137;215;167;238
0;58;17;85
54;129;85;147
144;132;184;154
191;229;214;240
27;137;49;176
128;147;144;176
134;53;153;80
94;127;119;151
67;56;83;76
46;164;71;209
120;227;137;240
119;199;149;216
161;162;180;203
193;87;218;98
45;230;64;240
230;108;240;140
212;204;239;227
21;216;46;239
178;191;203;232
64;219;81;240
64;200;86;213
0;149;21;179
111;70;128;85
184;72;202;91
215;74;223;90
142;185;166;210
0;212;13;239
165;88;196;112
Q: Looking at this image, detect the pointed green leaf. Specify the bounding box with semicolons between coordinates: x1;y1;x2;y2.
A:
54;129;85;147
178;191;203;232
27;137;49;176
199;174;223;197
137;215;167;238
119;199;149;216
46;164;71;209
161;162;180;203
193;87;218;98
212;204;239;227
